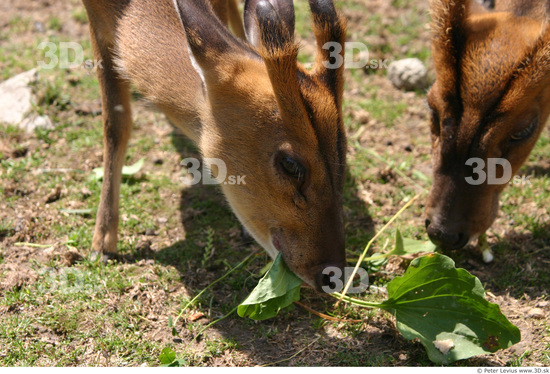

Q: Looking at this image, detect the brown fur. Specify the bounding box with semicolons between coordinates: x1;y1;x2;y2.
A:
426;0;550;250
82;0;347;290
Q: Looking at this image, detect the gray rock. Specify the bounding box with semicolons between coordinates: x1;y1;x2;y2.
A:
0;69;54;133
19;114;54;133
0;69;38;125
33;21;46;33
474;0;494;9
387;58;428;91
527;307;545;319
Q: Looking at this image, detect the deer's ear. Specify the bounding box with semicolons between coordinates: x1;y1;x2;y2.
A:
244;0;295;47
174;0;256;77
500;25;550;110
253;0;306;124
308;0;347;107
429;0;470;93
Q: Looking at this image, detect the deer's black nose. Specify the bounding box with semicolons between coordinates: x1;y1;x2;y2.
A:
426;219;469;250
314;262;345;293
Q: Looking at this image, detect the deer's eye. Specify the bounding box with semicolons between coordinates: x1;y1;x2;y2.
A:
280;155;306;181
511;117;537;142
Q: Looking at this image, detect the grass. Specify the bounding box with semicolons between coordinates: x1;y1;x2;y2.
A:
48;17;63;32
0;258;162;366
0;0;548;368
72;8;88;24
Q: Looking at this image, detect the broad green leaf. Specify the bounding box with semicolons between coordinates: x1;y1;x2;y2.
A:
379;253;521;364
91;158;145;180
158;347;176;365
388;229;436;257
238;253;302;320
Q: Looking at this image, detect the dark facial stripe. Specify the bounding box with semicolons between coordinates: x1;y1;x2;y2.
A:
297;70;346;190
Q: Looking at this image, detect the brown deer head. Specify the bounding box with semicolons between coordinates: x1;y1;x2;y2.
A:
426;0;550;250
175;0;348;290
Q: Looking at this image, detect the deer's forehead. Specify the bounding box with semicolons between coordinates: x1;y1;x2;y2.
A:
459;17;543;111
461;36;525;109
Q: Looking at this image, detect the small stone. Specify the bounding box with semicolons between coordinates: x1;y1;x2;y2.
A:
527;308;545;319
74;101;102;116
536;301;549;308
45;186;62;204
14;217;26;232
475;0;495;9
33;21;46;33
62;250;84;266
0;69;38;125
135;240;153;256
19;114;54;133
433;339;454;355
145;228;156;236
352;109;370;124
387;58;428;91
81;187;92;198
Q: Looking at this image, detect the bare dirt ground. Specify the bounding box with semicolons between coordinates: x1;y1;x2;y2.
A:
0;0;549;367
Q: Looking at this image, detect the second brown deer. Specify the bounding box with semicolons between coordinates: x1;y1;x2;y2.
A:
426;0;550;260
82;0;348;290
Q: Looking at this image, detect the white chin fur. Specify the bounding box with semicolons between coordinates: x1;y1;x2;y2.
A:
265;237;279;259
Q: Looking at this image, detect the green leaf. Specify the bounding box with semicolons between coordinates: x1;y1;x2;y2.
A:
238;253;302;320
361;230;435;269
388;229;436;257
91;158;145;181
168;359;187;367
90;167;104;181
122;157;145;176
158;347;176;365
364;256;388;273
379;253;521;364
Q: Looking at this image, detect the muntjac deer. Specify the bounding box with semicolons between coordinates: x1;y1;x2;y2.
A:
426;0;550;260
81;0;348;291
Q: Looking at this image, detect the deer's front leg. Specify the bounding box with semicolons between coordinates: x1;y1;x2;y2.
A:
90;31;132;255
